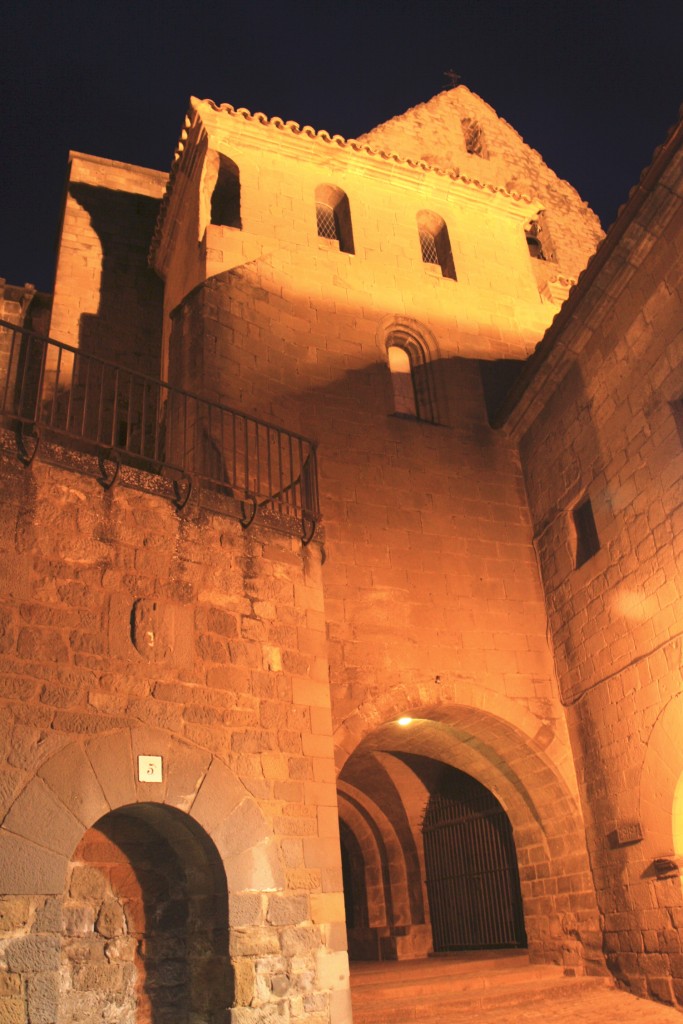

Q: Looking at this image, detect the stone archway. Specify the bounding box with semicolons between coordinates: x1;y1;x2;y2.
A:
335;684;603;970
0;727;283;1024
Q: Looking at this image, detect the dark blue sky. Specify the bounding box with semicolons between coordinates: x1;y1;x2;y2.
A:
2;0;681;293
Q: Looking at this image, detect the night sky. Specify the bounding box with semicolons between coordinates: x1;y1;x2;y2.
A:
2;0;681;295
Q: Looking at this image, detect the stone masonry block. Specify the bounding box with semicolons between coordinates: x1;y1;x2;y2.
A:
230;892;264;927
230;1007;281;1024
84;731;136;811
163;739;212;812
3;778;83;857
317;807;340;840
310;893;345;925
0;830;68;895
95;898;126;938
315;949;349;990
329;986;353;1024
27;971;59;1024
280;924;321;957
37;743;109;828
32;896;63;933
6;935;60;973
229;838;285;894
230;927;281;958
233;959;256;1005
0;974;21;996
68;866;107;901
322;921;349;952
0;897;31;931
0;997;25;1024
303;838;342;871
190;757;249;840
266;893;308;926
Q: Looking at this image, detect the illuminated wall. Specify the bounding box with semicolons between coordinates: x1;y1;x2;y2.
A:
507;117;683;1004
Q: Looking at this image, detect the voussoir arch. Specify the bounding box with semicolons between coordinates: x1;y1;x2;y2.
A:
334;678;584;836
0;726;282;896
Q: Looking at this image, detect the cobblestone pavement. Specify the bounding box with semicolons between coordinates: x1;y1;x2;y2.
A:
457;987;682;1023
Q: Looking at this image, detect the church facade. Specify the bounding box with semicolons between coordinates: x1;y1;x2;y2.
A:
0;87;680;1023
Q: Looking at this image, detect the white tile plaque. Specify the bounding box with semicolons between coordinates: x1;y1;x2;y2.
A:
137;754;163;782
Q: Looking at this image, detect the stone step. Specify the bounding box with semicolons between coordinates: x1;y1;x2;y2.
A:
350;953;560;1000
351;963;612;1024
352;964;566;1002
352;977;612;1024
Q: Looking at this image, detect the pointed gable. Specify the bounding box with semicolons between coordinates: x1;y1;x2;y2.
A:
359;86;603;279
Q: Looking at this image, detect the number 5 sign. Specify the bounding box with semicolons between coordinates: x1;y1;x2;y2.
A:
137;755;163;782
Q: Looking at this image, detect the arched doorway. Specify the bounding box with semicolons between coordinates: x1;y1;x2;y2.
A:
60;803;231;1024
422;764;526;951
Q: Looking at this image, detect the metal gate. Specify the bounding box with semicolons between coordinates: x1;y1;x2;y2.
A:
422;768;526;951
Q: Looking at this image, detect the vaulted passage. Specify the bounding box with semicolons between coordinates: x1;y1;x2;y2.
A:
338;751;526;960
336;706;599;966
60;804;231;1024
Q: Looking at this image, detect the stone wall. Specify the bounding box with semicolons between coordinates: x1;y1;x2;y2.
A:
0;441;349;1024
162;202;603;967
511;121;683;1002
49;154;166;377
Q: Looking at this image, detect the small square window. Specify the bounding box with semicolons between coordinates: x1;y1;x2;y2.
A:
573;497;600;568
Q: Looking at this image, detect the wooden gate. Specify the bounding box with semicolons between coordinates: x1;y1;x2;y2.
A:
422;768;526;951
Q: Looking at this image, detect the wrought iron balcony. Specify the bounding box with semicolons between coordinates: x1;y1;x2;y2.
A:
0;319;319;543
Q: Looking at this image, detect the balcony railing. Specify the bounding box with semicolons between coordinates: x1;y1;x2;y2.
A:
0;319;319;543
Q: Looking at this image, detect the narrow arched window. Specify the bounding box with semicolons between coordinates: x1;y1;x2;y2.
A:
210;154;241;229
462;118;488;158
315;184;354;254
388;345;416;417
416;211;456;280
387;333;437;423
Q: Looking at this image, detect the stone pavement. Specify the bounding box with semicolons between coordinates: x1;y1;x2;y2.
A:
447;987;682;1023
349;953;683;1024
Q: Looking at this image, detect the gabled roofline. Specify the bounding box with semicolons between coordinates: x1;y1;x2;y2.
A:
148;95;541;265
492;106;683;433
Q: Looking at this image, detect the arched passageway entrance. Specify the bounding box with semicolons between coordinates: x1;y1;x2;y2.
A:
336;702;601;969
60;803;231;1024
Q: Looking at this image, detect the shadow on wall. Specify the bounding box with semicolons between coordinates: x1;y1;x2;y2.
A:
60;803;232;1024
69;183;164;378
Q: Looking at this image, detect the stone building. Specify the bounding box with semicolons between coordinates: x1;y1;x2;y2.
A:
0;86;680;1023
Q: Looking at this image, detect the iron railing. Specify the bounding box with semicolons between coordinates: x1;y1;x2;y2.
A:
0;319;319;542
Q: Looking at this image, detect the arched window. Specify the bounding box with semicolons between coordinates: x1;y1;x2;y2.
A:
416;211;456;280
315;184;354;254
210;153;241;229
387;332;437;423
388;346;416;417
